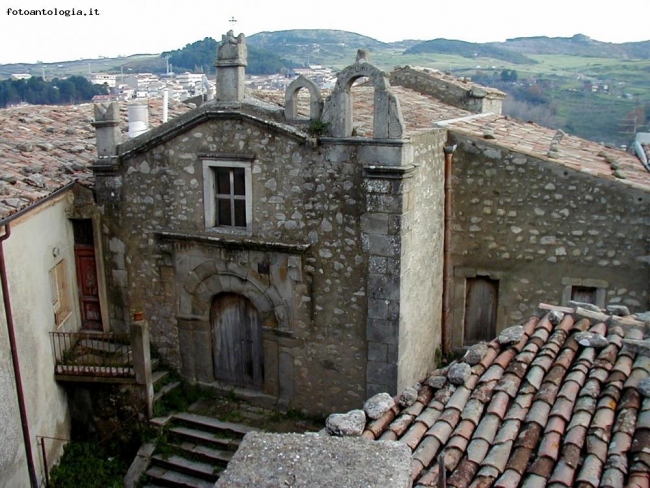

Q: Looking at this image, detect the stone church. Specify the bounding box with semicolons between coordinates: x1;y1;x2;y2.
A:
91;31;649;414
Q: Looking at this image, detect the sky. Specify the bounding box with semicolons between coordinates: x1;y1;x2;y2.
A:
0;0;648;64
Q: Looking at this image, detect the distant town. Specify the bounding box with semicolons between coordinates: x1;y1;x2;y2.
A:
9;65;339;104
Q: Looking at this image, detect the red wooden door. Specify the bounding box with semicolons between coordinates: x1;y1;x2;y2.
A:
74;245;102;331
211;293;263;389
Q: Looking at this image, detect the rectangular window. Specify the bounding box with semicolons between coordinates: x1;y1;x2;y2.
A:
203;160;252;232
215;167;247;227
571;286;598;305
50;260;72;327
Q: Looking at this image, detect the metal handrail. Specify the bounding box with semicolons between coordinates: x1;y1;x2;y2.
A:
49;331;134;378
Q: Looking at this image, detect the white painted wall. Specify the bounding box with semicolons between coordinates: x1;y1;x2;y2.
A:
0;192;81;486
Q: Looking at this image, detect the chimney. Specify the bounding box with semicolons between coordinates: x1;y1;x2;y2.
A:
92;102;121;157
162;88;169;123
127;103;149;138
215;30;247;102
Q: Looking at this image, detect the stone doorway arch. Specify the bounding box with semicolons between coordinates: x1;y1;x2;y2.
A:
177;258;289;398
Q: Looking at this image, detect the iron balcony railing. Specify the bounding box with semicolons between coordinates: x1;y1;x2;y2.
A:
50;331;134;378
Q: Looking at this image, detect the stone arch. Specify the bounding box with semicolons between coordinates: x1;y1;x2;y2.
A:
284;75;323;121
182;260;289;330
322;57;405;139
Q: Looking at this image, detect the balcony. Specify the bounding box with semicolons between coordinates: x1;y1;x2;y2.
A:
50;331;135;382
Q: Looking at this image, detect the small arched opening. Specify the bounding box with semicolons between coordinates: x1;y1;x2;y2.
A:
284;75;323;122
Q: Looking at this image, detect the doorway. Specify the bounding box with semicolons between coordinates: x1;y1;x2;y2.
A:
464;276;499;344
211;293;263;389
72;219;102;331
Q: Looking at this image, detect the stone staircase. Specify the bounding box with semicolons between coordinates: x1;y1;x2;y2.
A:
140;412;259;488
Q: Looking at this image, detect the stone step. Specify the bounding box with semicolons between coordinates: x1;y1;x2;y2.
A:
78;338;130;354
150;414;174;428
154;381;181;403
173;412;259;439
150;454;219;482
172;441;234;467
152;370;169;387
145;465;214;488
74;351;132;365
168;426;240;452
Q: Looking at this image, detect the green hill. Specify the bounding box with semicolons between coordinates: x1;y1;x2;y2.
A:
405;38;537;65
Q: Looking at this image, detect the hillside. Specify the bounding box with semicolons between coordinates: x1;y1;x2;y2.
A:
495;34;650;59
404;38;537;64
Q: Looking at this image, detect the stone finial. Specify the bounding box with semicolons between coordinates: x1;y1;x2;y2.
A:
356;49;371;63
215;30;247;102
91;102;121;157
217;30;247;66
93;102;120;123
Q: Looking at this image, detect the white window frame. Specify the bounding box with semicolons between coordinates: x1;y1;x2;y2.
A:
203;159;253;234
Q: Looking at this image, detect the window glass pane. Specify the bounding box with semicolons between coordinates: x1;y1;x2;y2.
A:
234;200;246;227
216;168;231;195
233;168;245;195
217;198;232;226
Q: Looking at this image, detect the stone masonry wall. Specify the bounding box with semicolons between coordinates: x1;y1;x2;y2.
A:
397;131;446;390
98;113;370;413
390;67;503;115
449;132;649;346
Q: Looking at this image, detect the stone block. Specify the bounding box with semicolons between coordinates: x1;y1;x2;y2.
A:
367;382;390;398
279;351;294;401
368;298;389;319
194;327;214;383
368;273;400;301
366;318;399;345
366;361;397;387
263;339;279;397
367;341;388;362
215;433;412;488
366;233;401;257
361;213;389;235
177;323;196;381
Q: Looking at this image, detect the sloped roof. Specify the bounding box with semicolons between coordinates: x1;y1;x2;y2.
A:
442;115;650;192
0;99;190;222
352;304;650;488
256;78;650;191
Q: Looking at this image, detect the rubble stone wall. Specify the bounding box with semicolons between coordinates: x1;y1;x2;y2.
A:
449;132;650;347
98;115;371;413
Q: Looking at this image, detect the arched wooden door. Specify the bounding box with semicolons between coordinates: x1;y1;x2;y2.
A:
211;293;263;389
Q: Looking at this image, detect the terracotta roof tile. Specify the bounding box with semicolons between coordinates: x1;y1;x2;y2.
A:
331;304;650;487
0;99;190;221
